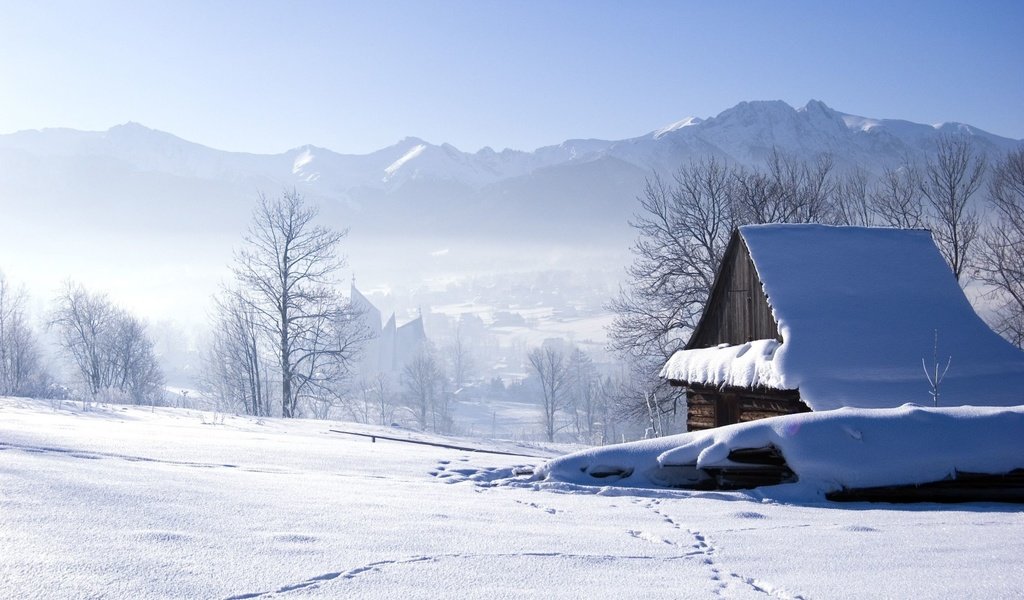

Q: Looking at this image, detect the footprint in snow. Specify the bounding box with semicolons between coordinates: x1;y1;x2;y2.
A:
514;499;558;514
841;525;879;532
627;530;673;545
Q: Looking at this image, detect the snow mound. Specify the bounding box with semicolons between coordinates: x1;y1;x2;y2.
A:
536;405;1024;501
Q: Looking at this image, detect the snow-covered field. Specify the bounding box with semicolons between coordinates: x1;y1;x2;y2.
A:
2;397;1023;599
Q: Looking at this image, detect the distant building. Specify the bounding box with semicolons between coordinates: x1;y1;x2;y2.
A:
351;282;427;377
661;225;1024;431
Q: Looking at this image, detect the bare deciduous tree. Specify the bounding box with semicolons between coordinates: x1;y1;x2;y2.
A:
608;158;738;367
735;151;835;225
977;148;1024;346
527;344;570;442
566;347;601;444
371;371;396;426
232;190;363;418
445;326;473;390
920;135;986;282
50;282;117;403
295;298;370;419
0;271;44;397
203;288;271;416
869;164;927;228
403;343;441;430
833;167;874;226
50;282;163;407
111;311;164;405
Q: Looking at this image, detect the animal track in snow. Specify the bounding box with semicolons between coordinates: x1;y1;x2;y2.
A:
514;499;558;514
629;500;808;600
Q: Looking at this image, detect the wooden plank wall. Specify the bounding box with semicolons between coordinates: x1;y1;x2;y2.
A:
689;234;780;349
686;385;808;431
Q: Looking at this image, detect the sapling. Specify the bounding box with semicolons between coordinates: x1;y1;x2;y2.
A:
922;329;951;407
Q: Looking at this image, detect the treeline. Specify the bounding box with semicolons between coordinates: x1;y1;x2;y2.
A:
0;273;164;406
609;136;1024;424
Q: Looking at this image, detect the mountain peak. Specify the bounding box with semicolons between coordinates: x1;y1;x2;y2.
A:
800;99;834;114
713;100;797;124
396;136;428;147
110;121;152;131
105;121;189;146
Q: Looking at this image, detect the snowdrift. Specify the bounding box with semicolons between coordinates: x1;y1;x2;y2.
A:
536;405;1024;501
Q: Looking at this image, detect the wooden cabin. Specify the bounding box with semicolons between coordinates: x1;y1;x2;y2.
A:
666;228;807;430
661;224;1024;431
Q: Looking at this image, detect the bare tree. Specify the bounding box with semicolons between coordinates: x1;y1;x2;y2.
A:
232;190;362;418
920;135;986;282
352;371;398;425
608;157;738;367
527;344;570;442
403;343;441;430
445;325;473;390
977;148;1024;346
734;151;835;225
50;282;163;407
203;288;272;415
50;282;117;404
870;164;926;228
783;151;836;224
295;298;370;419
110;310;165;405
372;371;396;425
833;167;875;226
0;271;44;396
566;347;600;444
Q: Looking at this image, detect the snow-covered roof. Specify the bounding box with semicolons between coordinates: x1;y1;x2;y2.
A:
661;339;785;391
661;224;1024;410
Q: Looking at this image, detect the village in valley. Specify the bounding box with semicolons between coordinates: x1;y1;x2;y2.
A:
1;2;1023;599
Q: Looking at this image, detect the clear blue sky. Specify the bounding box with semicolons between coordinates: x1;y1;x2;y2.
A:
1;0;1021;154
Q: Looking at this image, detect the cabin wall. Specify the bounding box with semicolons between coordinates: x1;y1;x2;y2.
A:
686;385;808;431
689;237;779;349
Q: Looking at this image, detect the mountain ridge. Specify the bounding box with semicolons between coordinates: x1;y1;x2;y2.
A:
4;99;1020;185
1;99;1021;244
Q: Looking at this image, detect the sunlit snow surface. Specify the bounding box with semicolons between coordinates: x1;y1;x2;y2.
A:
2;397;1023;599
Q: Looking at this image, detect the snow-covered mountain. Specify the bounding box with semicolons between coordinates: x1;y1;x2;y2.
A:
2;99;1021;324
1;100;1020;243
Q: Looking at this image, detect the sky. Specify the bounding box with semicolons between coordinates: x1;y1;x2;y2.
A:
0;1;1022;155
